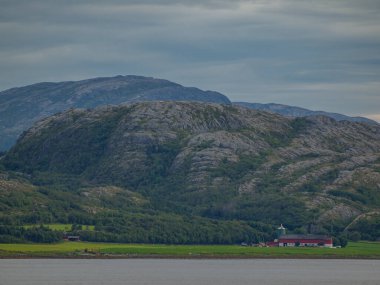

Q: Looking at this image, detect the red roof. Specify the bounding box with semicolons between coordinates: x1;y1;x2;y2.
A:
279;238;332;244
278;234;332;244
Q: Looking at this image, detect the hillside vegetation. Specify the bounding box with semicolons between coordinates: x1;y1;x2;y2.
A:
1;102;380;243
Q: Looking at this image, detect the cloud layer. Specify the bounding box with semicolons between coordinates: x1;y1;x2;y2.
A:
1;0;379;119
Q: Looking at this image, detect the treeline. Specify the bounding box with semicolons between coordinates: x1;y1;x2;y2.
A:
0;225;62;243
346;216;380;241
0;211;275;245
72;214;271;244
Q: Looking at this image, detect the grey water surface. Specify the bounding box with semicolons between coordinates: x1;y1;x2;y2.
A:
1;259;379;285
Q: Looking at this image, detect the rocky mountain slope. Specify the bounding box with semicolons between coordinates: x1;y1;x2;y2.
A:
1;75;377;152
2;101;380;241
234;102;377;125
0;75;230;151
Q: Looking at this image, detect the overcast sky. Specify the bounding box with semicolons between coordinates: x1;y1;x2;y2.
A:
1;0;380;121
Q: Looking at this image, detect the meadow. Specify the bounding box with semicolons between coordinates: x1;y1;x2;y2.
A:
0;241;379;259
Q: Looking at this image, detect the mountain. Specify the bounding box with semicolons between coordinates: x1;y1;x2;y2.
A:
1;75;377;152
2;101;380;243
234;102;378;125
0;75;230;151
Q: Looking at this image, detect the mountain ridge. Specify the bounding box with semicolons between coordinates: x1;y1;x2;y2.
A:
0;75;377;152
0;75;230;151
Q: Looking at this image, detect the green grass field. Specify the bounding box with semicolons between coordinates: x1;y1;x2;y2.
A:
23;224;95;231
0;241;379;258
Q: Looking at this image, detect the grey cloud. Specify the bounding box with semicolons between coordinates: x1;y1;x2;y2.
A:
0;0;379;120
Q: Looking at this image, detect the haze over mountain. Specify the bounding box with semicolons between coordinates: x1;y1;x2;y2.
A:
0;75;377;152
1;101;379;243
234;102;377;125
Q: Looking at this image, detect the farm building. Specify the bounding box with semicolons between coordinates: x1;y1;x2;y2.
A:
63;235;80;241
267;225;333;248
276;234;333;247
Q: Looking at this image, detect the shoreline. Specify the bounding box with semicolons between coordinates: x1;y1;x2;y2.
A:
1;241;379;260
1;254;380;260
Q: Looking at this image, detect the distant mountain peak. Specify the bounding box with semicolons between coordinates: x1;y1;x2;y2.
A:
233;102;378;125
0;75;230;151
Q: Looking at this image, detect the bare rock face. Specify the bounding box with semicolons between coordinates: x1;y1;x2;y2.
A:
3;101;380;231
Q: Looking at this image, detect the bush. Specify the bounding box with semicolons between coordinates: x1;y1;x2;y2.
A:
348;231;361;242
333;235;348;247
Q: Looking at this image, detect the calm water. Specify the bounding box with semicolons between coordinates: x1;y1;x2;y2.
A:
1;259;379;285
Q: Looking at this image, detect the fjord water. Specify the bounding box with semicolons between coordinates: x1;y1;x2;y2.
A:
1;259;379;285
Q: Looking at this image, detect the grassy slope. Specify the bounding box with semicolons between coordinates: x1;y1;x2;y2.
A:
0;242;379;259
